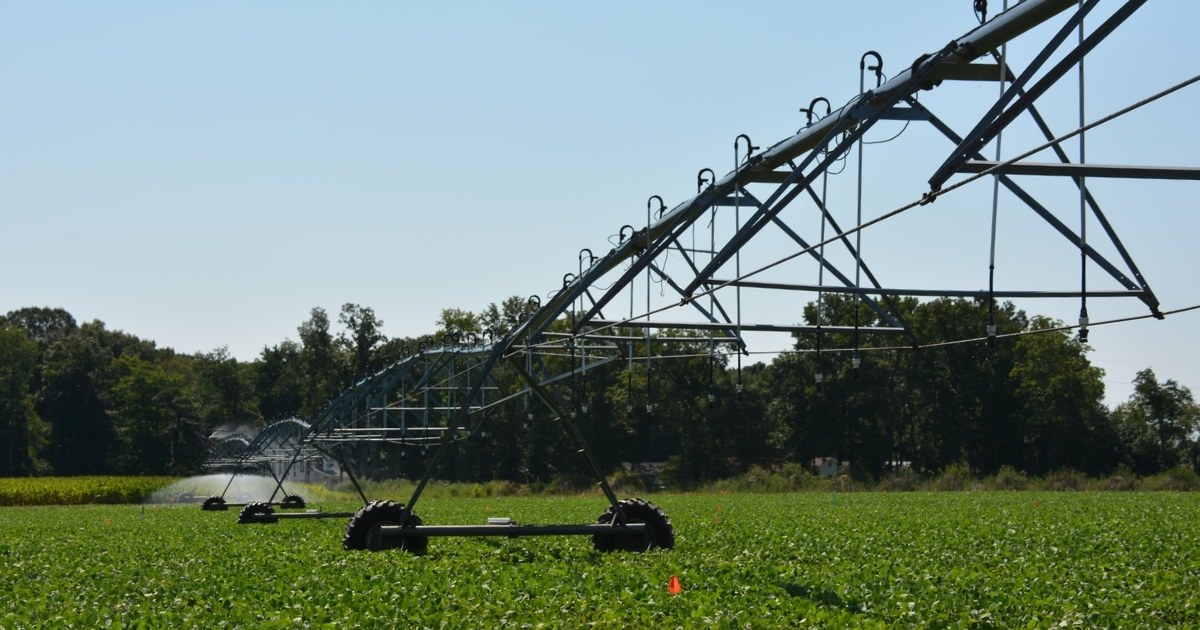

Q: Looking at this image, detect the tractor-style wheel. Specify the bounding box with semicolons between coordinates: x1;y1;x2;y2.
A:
201;496;228;511
238;502;277;524
342;500;427;554
593;498;674;552
279;495;306;509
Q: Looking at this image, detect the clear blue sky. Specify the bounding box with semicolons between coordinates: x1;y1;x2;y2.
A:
3;1;1197;408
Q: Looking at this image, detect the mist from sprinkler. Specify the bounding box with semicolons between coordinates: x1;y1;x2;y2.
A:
145;473;297;505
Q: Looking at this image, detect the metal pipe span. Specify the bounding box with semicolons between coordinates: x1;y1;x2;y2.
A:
519;0;1078;342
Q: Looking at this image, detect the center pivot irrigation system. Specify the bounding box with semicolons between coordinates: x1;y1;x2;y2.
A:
203;0;1198;553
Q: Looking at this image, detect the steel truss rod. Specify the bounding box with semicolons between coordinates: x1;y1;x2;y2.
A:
711;279;1145;300
546;331;738;343
362;409;476;416
329;427;458;433
312;436;444;444
590;319;907;336
959;162;1200;180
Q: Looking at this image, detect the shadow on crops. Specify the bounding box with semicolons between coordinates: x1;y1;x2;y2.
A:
781;582;859;612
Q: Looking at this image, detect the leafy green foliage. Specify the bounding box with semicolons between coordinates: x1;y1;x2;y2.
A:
1112;368;1200;474
1;493;1198;627
0;324;45;474
4;299;1199;483
0;476;177;506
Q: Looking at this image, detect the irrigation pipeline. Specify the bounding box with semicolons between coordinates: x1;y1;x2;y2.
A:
513;72;1200;358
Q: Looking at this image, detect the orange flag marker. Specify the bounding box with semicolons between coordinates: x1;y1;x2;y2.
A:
668;575;682;596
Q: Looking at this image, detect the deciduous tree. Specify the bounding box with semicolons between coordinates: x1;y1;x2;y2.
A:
0;325;46;474
1112;368;1200;474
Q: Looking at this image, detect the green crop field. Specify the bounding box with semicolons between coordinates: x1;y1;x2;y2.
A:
1;492;1198;628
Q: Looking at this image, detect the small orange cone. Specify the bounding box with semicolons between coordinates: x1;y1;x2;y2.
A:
668;575;682;596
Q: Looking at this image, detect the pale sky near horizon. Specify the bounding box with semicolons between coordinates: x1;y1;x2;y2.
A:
3;1;1198;409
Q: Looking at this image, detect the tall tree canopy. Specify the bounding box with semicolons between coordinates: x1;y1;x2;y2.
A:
1;302;1193;482
1111;368;1200;474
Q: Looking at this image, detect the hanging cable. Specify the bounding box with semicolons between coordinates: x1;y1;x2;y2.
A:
618;228;635;415
987;1;1009;347
646;195;664;415
577;249;593;415
861;79;912;147
862;118;909;145
523;298;538;430
1077;0;1090;343
564;272;578;418
698;169;717;406
802;97;833;386
854;52;882;377
734;134;757;398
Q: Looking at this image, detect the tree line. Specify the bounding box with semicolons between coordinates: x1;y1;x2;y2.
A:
1;299;1197;484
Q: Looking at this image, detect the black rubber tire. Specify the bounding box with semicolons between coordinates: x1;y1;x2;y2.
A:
279;495;306;509
342;500;427;554
201;496;228;511
238;502;278;524
592;498;674;552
